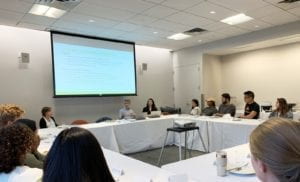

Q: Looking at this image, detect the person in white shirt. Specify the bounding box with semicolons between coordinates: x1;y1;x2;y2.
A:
0;123;42;182
39;107;58;129
190;99;201;115
119;99;136;119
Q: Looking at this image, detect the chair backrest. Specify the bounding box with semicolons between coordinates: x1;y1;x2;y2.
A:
95;116;112;123
71;119;89;125
160;106;181;115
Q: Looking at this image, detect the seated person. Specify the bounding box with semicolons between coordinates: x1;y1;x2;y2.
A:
0;123;42;182
119;99;136;119
43;127;115;182
39;107;58;129
240;91;260;119
215;93;236;117
201;98;218;116
269;98;293;119
0;104;25;127
16;119;45;169
250;118;300;182
190;99;201;115
142;98;158;115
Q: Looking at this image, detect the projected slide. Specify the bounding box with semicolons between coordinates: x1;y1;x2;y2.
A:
51;32;136;97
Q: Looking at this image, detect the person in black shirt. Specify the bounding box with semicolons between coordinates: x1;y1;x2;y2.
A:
142;98;158;115
240;91;260;119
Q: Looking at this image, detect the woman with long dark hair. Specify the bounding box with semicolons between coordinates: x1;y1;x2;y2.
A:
43;127;115;182
269;98;293;119
142;98;158;115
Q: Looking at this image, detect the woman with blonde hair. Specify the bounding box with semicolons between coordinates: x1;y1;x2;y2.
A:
250;118;300;182
0;104;25;127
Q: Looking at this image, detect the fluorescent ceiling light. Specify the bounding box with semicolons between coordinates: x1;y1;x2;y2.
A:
29;4;66;18
45;7;66;18
29;4;49;15
221;13;253;25
167;33;191;40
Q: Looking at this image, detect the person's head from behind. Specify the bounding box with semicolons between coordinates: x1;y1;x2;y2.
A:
221;93;231;104
43;127;114;182
244;91;255;104
250;118;300;182
123;99;131;109
191;99;199;108
276;98;289;115
0;123;34;173
0;104;25;127
15;119;40;153
146;98;156;108
41;107;53;118
206;98;215;107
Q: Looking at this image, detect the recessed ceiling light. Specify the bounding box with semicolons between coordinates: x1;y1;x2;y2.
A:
45;7;66;18
89;19;95;23
29;4;66;18
210;11;216;14
153;31;158;34
29;4;49;15
255;25;259;28
198;39;202;42
221;13;253;25
167;33;191;40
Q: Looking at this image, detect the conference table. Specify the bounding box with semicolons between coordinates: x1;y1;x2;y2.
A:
38;115;263;182
39;115;262;154
162;143;259;182
38;129;196;182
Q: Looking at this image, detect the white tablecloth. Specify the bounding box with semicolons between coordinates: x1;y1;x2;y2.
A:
162;144;259;182
236;109;300;121
113;118;174;154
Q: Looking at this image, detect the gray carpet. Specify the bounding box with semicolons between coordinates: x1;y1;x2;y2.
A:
126;145;205;167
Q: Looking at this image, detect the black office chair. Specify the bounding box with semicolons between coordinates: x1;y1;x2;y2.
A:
157;125;207;166
95;116;112;123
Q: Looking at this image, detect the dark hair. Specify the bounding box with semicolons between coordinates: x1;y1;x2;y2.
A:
145;98;157;110
244;91;255;99
222;93;231;101
0;123;34;173
276;98;289;117
192;99;199;107
41;107;51;117
15;119;37;132
43;127;115;182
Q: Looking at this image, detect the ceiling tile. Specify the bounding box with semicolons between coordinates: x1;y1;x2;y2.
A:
150;19;192;32
61;13;120;28
261;11;299;25
17;22;47;31
127;14;158;25
186;1;238;21
0;9;24;26
214;26;249;37
0;0;33;13
20;14;57;26
200;22;229;31
72;2;136;21
133;26;174;38
263;0;300;10
208;0;268;12
142;5;178;18
245;4;285;19
288;7;300;17
85;0;155;13
113;22;140;31
165;12;215;27
162;0;204;10
235;19;272;31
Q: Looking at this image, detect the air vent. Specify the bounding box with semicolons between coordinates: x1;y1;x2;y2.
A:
278;0;300;3
184;28;207;36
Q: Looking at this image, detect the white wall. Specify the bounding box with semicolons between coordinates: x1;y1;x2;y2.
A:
172;48;202;113
0;25;174;124
202;54;222;106
220;42;300;109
